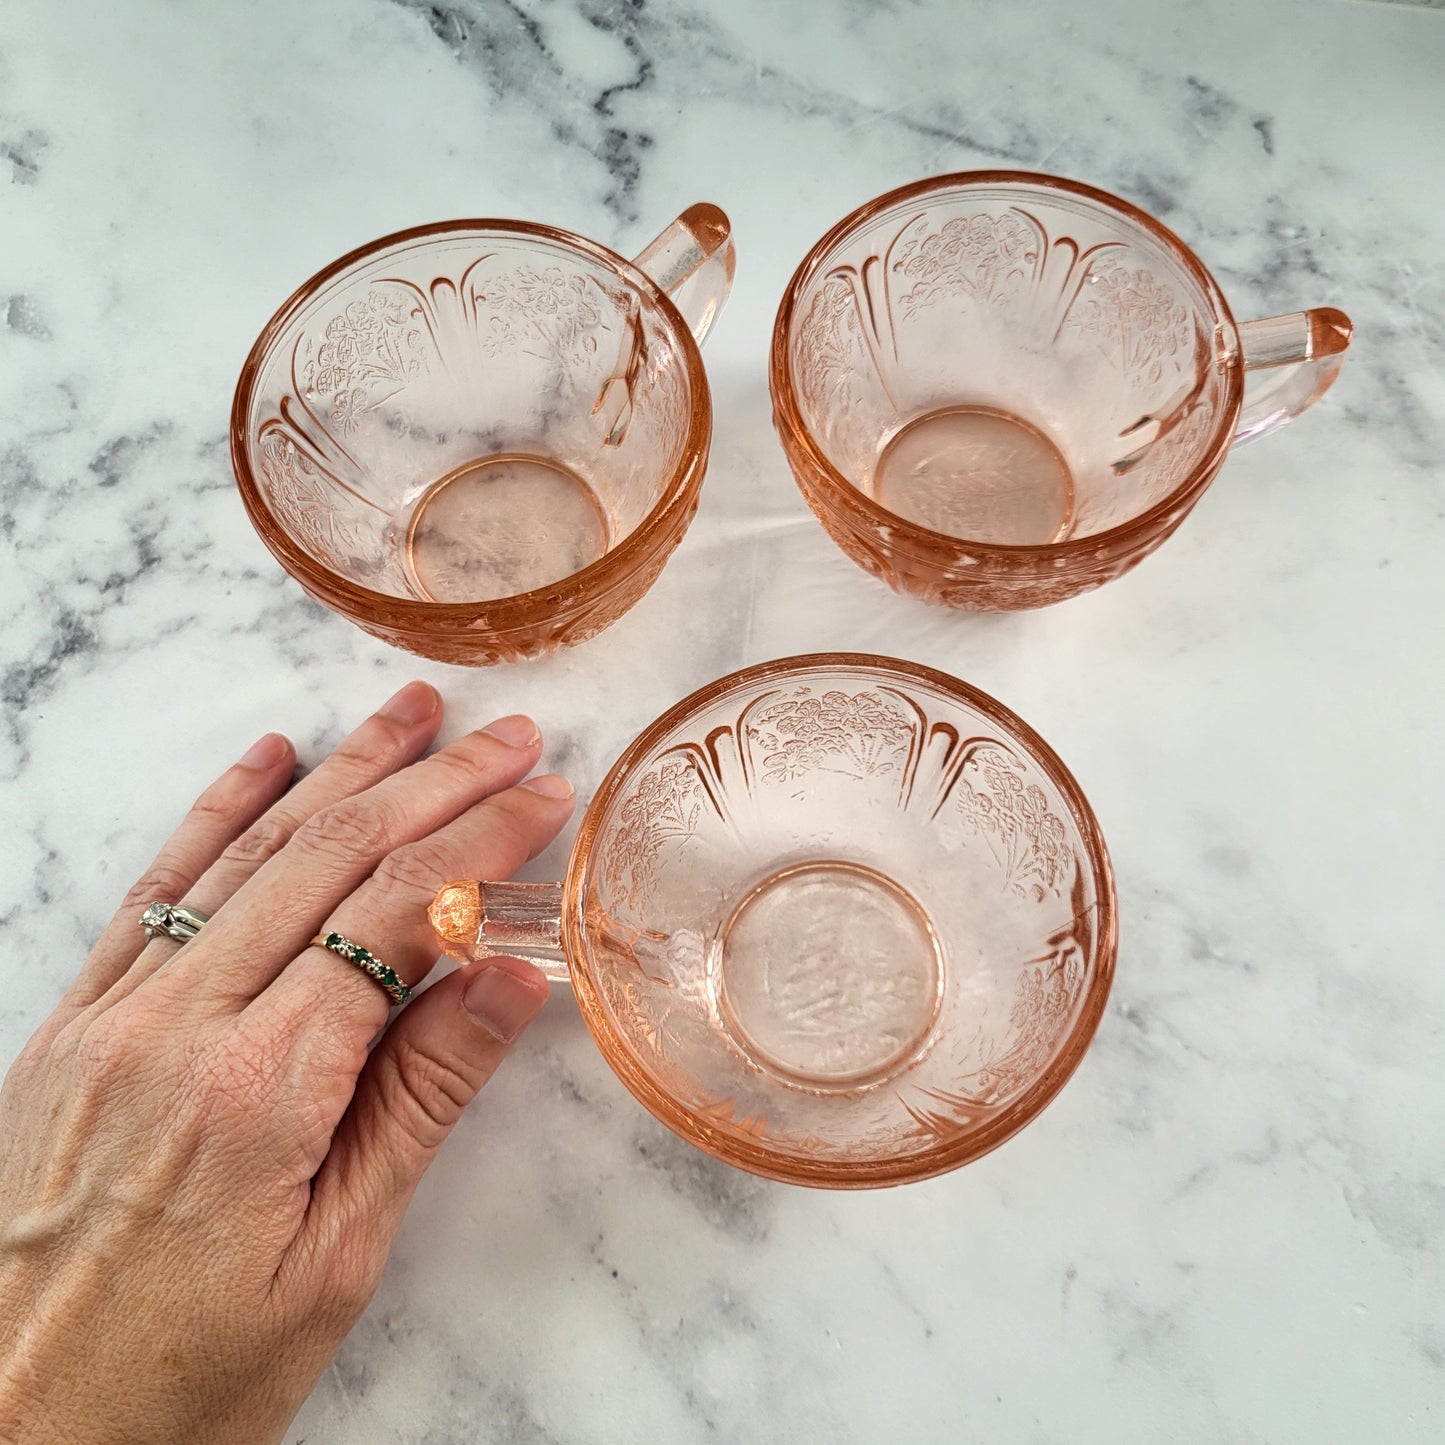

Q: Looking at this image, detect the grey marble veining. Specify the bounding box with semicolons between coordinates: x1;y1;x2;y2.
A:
2;0;1442;1440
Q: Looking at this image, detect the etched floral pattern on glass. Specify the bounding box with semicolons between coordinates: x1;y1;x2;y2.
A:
571;660;1114;1184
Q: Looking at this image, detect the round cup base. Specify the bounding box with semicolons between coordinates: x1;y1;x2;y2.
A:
716;859;944;1091
874;405;1075;546
406;453;609;604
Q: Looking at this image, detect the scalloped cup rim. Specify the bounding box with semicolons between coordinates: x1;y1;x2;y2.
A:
562;652;1119;1189
230;217;712;635
769;169;1244;567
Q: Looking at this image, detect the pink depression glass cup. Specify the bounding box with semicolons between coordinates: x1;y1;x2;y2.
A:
231;205;734;664
430;654;1117;1188
770;172;1353;610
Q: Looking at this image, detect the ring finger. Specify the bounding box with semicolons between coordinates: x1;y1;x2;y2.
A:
253;772;575;1065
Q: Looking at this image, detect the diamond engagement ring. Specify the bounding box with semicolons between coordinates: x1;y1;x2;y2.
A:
139;902;211;942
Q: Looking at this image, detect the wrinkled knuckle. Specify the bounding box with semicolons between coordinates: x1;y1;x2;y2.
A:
121;860;195;914
191;1038;285;1117
189;779;250;829
6;1033;48;1089
221;812;294;869
432;741;487;781
74;1008;144;1086
373;840;455;900
302;799;396;866
383;1037;476;1148
431;739;509;794
332;725;404;776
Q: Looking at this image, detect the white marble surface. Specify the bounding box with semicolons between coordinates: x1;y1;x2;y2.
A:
3;0;1442;1439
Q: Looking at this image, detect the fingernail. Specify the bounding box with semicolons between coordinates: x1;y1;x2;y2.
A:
463;964;547;1042
380;681;439;725
481;714;541;749
520;773;573;799
239;732;290;770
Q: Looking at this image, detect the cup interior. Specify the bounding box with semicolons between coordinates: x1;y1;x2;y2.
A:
236;226;699;605
566;655;1116;1186
781;176;1235;546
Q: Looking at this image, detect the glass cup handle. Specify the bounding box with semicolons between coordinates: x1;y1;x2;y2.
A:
631;202;735;347
429;880;572;986
1232;306;1353;446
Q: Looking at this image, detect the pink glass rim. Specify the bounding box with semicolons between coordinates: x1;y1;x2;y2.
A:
769;170;1247;561
230;218;712;633
560;651;1120;1188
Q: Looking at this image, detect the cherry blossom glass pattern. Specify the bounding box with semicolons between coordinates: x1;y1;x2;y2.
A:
771;172;1351;610
232;208;732;663
433;655;1117;1188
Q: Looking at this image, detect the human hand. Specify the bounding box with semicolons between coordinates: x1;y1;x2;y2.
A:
0;682;573;1444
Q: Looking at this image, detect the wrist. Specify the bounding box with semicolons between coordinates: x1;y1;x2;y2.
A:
1;1271;126;1445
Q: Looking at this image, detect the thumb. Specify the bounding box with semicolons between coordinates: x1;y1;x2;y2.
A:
307;957;548;1269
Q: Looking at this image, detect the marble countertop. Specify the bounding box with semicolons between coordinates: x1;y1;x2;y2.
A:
3;0;1442;1439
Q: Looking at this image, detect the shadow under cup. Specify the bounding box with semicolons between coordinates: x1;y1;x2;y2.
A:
771;172;1352;609
232;215;727;664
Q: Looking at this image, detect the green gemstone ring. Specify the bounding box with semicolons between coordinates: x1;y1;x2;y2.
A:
311;931;413;1007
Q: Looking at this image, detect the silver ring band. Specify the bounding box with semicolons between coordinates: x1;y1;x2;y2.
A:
140;901;211;942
